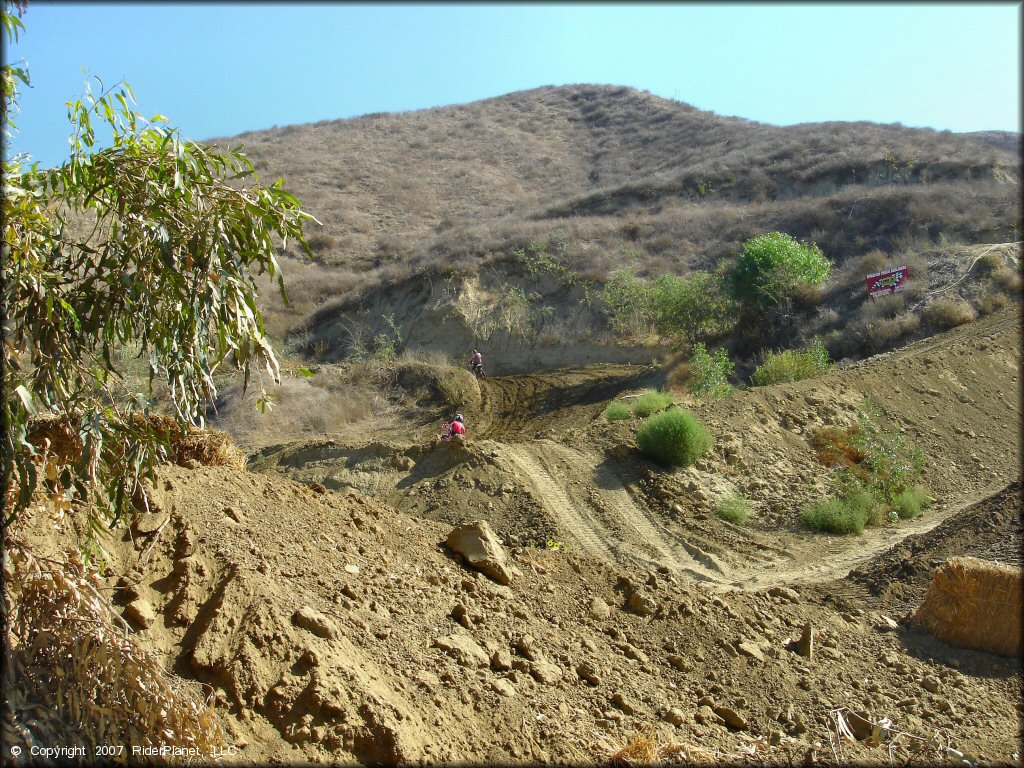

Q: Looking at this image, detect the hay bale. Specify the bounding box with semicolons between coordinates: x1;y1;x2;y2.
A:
914;556;1022;658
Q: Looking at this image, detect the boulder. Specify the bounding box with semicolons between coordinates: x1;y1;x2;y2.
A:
446;520;513;585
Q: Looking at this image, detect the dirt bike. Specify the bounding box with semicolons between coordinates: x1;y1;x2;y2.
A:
468;361;485;379
438;419;466;442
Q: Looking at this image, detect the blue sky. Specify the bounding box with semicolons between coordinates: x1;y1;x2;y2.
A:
5;2;1021;169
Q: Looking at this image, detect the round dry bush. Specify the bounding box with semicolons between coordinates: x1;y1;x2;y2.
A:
921;298;976;330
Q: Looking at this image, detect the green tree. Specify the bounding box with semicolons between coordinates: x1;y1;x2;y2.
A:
728;231;831;316
650;270;737;347
598;266;653;337
2;1;313;543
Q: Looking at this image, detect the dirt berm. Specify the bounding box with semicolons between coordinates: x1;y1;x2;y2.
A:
18;306;1022;764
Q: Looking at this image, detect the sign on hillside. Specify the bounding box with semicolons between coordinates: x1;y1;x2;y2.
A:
866;265;909;298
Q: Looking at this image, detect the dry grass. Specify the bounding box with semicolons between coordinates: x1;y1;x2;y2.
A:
4;539;225;760
26;414;245;470
811;426;867;472
921;298;977;329
603;725;732;765
201;85;1019;342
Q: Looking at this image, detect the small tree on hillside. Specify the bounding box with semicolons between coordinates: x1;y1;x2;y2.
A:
2;1;313;544
728;231;831;322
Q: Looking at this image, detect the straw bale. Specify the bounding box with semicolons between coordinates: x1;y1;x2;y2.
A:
914;556;1022;658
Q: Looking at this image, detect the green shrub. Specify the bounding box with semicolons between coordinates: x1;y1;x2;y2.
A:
800;493;872;535
631;389;674;418
604;401;631;421
851;399;925;503
891;486;931;519
716;495;751;525
750;337;832;386
636;409;713;467
650;271;737;345
599;266;654;337
687;342;735;400
728;231;832;312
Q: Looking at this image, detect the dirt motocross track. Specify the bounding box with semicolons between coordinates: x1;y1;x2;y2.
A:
257;306;1021;594
20;306;1022;766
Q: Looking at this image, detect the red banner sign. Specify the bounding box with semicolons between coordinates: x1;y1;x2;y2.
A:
866;265;909;298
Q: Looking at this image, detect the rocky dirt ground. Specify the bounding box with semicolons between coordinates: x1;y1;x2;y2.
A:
15;306;1022;765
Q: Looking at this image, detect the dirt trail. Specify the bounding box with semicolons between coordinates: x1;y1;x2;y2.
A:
497;441;728;582
252;305;1020;596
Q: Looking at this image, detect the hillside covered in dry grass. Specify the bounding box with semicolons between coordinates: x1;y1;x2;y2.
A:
209;84;1019;340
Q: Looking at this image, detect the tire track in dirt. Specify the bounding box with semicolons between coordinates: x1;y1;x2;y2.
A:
498;440;729;583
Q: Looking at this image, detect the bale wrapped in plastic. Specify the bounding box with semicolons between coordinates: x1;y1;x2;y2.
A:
914;556;1022;658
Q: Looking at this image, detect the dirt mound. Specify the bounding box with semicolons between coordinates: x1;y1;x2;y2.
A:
254;306;1021;594
18;458;1019;765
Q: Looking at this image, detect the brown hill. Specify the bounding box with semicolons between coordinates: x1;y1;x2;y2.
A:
211;85;1020;344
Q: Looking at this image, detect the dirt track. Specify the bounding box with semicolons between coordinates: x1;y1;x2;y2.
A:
253;305;1021;597
14;308;1021;767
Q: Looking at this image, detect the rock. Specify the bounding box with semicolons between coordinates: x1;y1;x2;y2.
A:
768;586;800;603
491;649;512;672
124;597;156;629
446;520;513;585
451;602;471;629
695;705;725;726
490;678;516;698
667;654;692;672
876;614;899;632
788;623;814;659
292;606;337;639
662;707;687;726
612;692;640;716
714;706;748;730
515;634;539;661
921;675;942;694
576;661;602;686
344;564;360;575
223;506;244;524
621;644;649;664
737;641;765;662
432;633;490;668
588;596;611;620
530;660;563;685
626;591;657;616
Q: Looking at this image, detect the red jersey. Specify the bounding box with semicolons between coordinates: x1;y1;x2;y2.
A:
450;420;466;436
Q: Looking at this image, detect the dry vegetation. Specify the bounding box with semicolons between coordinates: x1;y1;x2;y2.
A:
209;85;1018;337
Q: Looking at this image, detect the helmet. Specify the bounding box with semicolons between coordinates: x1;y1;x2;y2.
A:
455;413;464;423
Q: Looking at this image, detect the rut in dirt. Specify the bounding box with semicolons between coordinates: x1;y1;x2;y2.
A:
475;365;775;586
